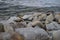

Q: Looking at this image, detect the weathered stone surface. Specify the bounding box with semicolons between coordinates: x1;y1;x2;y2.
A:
3;23;14;32
13;22;27;28
45;14;54;24
38;14;47;21
46;22;60;31
27;21;44;28
22;15;32;20
32;13;42;21
7;16;20;23
53;30;60;40
32;21;44;28
27;22;32;27
55;14;60;23
0;32;11;40
10;32;24;40
15;27;49;40
0;32;24;40
28;16;33;21
1;13;60;40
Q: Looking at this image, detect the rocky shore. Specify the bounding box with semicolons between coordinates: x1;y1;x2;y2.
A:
0;11;60;40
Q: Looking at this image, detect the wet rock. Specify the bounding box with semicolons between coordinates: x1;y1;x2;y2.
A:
46;22;60;31
15;27;49;40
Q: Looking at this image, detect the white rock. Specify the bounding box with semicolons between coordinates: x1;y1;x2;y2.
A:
15;27;49;40
45;14;54;24
7;16;20;23
22;15;32;20
46;22;60;31
28;16;33;21
38;14;47;21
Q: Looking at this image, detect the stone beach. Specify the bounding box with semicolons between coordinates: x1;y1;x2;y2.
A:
0;11;60;40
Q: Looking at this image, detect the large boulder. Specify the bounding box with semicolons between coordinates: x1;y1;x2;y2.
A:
0;32;11;40
15;27;49;40
32;21;44;28
1;16;26;32
3;23;14;32
46;22;60;31
0;20;14;32
45;14;54;24
52;30;60;40
0;32;24;40
27;21;44;28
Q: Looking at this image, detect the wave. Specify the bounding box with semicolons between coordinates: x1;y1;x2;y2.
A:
0;0;60;18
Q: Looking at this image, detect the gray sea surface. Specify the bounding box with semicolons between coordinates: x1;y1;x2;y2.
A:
0;0;60;20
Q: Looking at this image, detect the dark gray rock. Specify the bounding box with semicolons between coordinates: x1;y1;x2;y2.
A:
0;23;5;32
